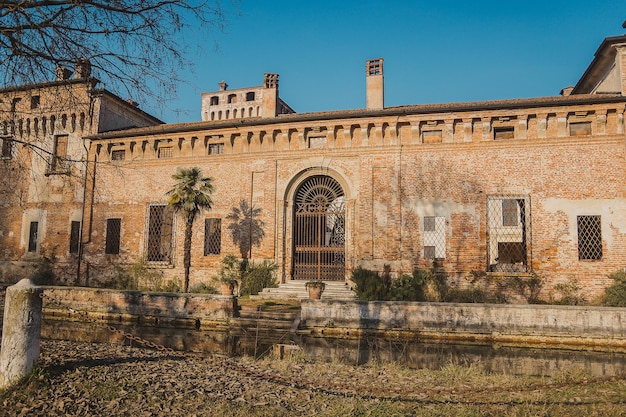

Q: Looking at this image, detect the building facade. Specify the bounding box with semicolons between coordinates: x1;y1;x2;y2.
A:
0;63;162;283
3;36;626;300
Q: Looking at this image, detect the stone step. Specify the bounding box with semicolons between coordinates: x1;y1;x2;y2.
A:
252;281;356;300
237;309;298;321
230;317;294;331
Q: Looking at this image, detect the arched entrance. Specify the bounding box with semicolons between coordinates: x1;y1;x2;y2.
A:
292;175;345;281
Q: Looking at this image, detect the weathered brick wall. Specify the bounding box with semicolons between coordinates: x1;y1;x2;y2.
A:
76;99;626;300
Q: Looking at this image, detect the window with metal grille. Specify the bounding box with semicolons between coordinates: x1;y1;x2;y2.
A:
28;221;38;252
577;215;602;260
487;196;530;272
158;147;173;158
70;221;80;254
208;143;224;155
204;218;221;255
1;138;12;158
146;205;174;263
423;216;446;259
106;218;121;255
111;149;125;161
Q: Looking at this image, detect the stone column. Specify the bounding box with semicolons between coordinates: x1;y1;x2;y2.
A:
0;279;43;389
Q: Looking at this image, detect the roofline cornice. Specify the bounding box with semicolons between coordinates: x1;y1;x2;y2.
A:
87;94;626;140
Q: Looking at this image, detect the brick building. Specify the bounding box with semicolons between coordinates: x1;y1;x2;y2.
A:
0;62;162;283
3;35;626;300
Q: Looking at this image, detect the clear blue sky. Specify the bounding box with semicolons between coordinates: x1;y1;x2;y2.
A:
156;0;626;123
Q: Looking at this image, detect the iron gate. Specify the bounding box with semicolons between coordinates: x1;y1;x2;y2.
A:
293;175;345;281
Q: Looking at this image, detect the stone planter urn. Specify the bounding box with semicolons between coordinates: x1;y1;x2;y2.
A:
306;281;325;300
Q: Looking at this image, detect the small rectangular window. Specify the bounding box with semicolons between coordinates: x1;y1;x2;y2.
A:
494;126;515;140
106;218;121;255
70;221;81;254
204;218;221;255
208;143;224;155
422;130;442;144
158;147;173;158
49;134;69;172
308;137;327;149
502;199;519;227
424;216;436;232
28;221;38;252
423;216;446;259
578;215;602;260
111;149;125;161
1;138;12;159
570;121;592;136
246;92;255;101
30;95;40;109
424;246;436;260
11;97;21;112
210;96;219;105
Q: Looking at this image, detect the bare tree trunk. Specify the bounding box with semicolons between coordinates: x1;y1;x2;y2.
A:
183;212;195;293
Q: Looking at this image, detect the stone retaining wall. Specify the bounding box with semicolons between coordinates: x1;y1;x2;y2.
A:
300;300;626;349
41;286;237;328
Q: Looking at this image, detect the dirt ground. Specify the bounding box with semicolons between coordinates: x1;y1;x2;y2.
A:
1;339;626;416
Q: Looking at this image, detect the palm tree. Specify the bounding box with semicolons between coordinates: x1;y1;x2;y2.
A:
167;167;214;292
226;200;265;262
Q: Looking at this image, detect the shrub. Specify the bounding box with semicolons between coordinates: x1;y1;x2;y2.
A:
352;265;391;301
552;278;585;305
601;271;626;307
30;257;55;285
189;282;218;294
444;287;487;303
108;258;165;291
240;260;278;296
156;278;182;293
389;269;430;301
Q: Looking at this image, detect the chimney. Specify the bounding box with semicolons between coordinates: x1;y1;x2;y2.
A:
560;86;574;96
366;58;384;109
218;80;228;91
262;73;279;117
74;59;91;79
56;66;72;81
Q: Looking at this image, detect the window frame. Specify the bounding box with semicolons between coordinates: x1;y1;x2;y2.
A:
577;215;602;261
146;204;174;264
1;137;12;159
486;195;531;273
69;221;81;254
105;218;122;255
204;218;222;256
28;221;39;252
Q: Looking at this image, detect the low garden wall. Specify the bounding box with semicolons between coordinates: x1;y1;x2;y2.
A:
300;300;626;350
41;286;237;329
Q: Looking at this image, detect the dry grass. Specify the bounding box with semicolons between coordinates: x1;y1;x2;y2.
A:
1;340;626;416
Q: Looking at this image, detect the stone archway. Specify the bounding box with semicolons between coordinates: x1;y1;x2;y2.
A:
292;175;345;281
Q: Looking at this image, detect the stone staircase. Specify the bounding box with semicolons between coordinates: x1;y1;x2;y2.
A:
251;280;356;300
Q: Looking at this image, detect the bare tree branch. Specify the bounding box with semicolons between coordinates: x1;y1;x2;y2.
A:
0;0;234;110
